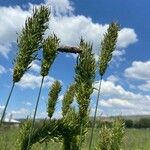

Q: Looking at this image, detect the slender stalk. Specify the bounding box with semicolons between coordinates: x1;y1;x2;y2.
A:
88;76;103;150
44;142;48;150
27;76;44;150
79;122;83;150
0;83;15;126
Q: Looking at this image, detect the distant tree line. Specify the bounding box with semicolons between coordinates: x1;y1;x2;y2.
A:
89;118;150;129
125;118;150;128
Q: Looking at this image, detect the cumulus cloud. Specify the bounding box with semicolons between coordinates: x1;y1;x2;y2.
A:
138;81;150;91
92;80;150;116
30;60;41;73
0;105;4;115
0;64;6;74
0;6;31;57
10;108;29;118
124;60;150;92
107;75;119;84
0;43;12;58
0;0;137;60
100;98;135;109
16;73;59;89
46;0;74;16
117;28;138;49
93;80;144;101
125;61;150;80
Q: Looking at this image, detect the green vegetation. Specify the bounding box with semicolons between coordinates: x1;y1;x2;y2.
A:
0;127;150;150
1;4;148;150
89;22;120;150
0;6;50;126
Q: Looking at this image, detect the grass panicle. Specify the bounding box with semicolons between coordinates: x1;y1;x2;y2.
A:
0;6;50;126
13;6;50;82
75;38;96;149
89;23;120;150
62;84;76;117
95;118;125;150
47;81;62;119
110;118;125;150
75;38;96;120
99;22;120;76
41;34;60;77
95;126;112;150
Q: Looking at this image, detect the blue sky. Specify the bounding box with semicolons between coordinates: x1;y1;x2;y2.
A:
0;0;150;119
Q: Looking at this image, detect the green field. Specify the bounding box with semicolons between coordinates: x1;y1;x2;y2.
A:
0;128;150;150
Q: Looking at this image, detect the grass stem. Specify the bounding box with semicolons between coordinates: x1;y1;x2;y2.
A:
88;76;103;150
79;122;83;150
27;76;44;150
0;83;15;127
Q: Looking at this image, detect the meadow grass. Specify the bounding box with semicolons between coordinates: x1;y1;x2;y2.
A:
0;127;150;150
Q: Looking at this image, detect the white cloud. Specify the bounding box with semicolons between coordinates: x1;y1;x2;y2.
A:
0;0;137;60
46;0;74;16
93;80;145;101
138;81;150;92
49;15;137;57
117;28;138;49
0;6;30;42
58;95;64;101
107;75;119;84
0;65;6;74
38;110;62;119
16;73;58;89
23;101;32;106
124;61;150;92
93;80;150;116
0;6;31;57
100;98;135;108
11;108;29;118
0;43;12;58
125;61;150;80
0;105;4;114
90;107;103;116
30;60;41;73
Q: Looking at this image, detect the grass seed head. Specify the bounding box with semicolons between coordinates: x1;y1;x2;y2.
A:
47;80;62;119
75;38;96;120
62;84;76;117
99;22;120;76
13;6;50;82
41;34;60;77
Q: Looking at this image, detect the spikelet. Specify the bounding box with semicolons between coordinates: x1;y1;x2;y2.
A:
41;34;59;77
47;80;61;119
75;38;96;119
13;6;50;82
62;84;76;117
99;22;119;76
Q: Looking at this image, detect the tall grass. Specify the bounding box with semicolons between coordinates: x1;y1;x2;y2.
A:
1;127;150;150
89;22;120;150
0;6;50;126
